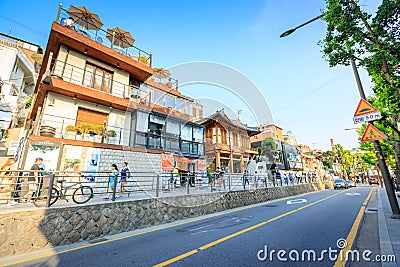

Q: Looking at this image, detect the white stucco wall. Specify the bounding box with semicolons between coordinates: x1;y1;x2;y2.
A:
41;92;133;140
55;45;130;98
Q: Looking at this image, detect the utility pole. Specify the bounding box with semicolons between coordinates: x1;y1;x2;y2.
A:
280;14;400;218
350;57;400;217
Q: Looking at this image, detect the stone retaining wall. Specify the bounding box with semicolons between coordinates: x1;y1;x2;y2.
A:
0;182;332;258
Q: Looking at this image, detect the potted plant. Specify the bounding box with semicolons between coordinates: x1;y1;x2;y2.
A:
65;125;76;140
94;125;104;143
107;129;117;144
80;122;94;141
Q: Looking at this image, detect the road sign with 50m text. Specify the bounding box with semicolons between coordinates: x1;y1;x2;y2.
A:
353;99;381;124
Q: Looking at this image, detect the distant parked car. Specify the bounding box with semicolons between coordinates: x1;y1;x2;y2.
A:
334;179;348;189
346;180;356;188
369;176;379;185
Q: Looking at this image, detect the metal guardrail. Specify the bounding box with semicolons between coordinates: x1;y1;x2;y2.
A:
0;170;321;208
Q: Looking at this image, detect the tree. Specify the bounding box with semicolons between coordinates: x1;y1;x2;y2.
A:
322;150;336;171
259;137;278;164
320;0;400;184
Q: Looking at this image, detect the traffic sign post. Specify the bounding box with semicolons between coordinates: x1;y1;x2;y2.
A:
353;99;382;124
360;123;388;142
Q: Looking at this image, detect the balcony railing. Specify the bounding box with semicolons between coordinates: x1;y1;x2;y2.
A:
51;59;150;102
56;7;152;67
51;60;198;117
37;113;205;157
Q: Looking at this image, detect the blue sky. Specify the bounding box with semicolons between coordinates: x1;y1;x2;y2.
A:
0;0;378;150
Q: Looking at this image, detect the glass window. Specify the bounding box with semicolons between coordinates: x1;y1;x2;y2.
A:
166;120;180;135
238;134;241;147
176;98;185;113
154;89;165;106
181;124;192;141
217;128;221;143
212;128;216;144
136;111;149;132
166;94;175;109
139;84;150;104
149;114;165;125
135;132;146;147
181;141;190;154
186;102;192;116
83;63;113;93
165;138;180;151
193;127;204;142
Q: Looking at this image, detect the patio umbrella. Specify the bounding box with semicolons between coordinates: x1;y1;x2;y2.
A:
31;53;44;65
153;68;171;81
67;5;103;31
106;27;135;48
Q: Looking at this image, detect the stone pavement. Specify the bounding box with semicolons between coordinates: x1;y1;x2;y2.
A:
377;187;400;267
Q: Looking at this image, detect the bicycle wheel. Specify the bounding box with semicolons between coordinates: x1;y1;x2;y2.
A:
33;187;59;207
72;186;93;204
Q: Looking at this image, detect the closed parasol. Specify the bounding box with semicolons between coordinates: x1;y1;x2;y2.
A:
67;5;103;31
106;27;135;49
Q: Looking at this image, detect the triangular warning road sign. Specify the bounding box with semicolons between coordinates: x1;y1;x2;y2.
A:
360;123;388;142
354;99;378;117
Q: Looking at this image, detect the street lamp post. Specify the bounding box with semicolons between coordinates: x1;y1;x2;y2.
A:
281;14;400;218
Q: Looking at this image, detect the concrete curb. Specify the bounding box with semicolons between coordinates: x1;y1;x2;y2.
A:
377;188;397;267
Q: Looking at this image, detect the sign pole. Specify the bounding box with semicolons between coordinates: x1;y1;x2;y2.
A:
351;58;400;218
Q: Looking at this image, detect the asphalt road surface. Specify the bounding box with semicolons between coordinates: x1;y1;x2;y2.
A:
5;186;376;267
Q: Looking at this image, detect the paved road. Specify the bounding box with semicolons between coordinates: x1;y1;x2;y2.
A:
4;186;376;267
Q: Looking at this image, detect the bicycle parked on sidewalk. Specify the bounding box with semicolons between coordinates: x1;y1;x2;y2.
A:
33;177;93;207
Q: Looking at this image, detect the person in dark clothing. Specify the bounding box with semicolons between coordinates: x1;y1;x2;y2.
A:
28;157;44;201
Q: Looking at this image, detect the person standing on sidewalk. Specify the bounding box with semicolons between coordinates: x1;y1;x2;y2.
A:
104;164;119;200
28;157;44;201
120;162;131;197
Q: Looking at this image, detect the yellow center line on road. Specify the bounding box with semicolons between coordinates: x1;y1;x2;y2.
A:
334;187;375;267
153;190;346;267
1;188;332;267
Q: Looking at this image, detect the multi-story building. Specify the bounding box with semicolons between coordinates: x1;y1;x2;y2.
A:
251;128;303;172
21;5;205;177
298;144;325;177
250;123;283;143
0;33;41;128
0;33;42;159
199;110;259;173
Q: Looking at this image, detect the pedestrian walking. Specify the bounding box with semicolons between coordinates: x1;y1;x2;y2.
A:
243;170;250;188
104;164;119;200
276;170;282;186
213;167;222;191
283;173;288;186
289;173;294;185
28;157;44;201
120;162;130;197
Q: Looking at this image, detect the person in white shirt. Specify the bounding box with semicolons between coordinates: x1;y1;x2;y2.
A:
63;16;77;31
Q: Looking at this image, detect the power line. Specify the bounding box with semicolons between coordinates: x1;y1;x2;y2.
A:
272;70;349;113
0;14;48;37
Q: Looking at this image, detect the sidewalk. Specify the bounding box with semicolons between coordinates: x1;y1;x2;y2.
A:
377;187;400;267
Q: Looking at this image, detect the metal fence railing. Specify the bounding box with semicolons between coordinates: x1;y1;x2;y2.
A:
0;170;321;208
56;7;152;67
